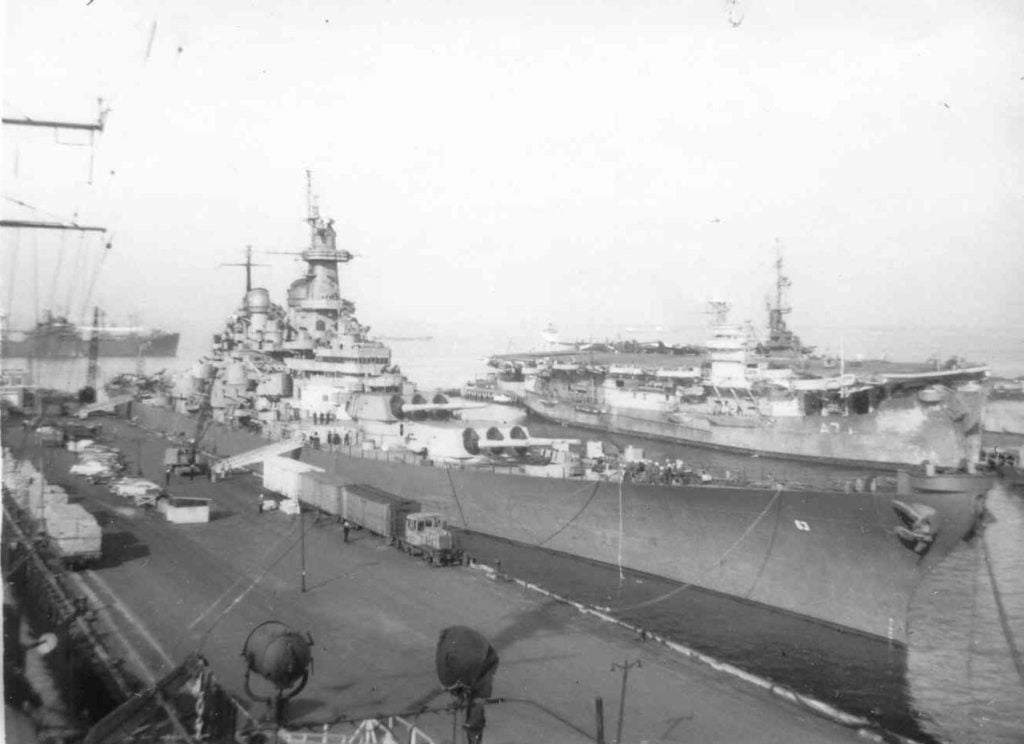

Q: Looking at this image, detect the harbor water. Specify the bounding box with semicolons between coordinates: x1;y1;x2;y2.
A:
4;322;1024;743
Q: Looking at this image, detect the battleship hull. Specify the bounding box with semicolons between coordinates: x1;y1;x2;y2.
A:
983;397;1024;448
1;332;179;358
134;402;986;644
522;389;986;470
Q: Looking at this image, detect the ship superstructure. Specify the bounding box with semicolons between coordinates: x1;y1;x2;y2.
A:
492;262;990;470
188;176;455;432
761;248;812;357
0;310;180;359
152;190;995;645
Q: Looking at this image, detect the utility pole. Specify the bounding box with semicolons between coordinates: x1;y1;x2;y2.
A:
85;306;102;398
299;502;307;593
611;658;641;744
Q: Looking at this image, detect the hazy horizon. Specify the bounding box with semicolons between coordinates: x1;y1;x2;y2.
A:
3;0;1022;345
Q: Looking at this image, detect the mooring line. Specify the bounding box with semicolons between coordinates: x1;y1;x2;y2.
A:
613;486;783;613
982;528;1024;689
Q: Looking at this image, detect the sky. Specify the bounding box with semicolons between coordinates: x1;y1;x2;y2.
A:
3;0;1023;352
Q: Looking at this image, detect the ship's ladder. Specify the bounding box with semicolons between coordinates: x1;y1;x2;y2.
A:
211;439;304;479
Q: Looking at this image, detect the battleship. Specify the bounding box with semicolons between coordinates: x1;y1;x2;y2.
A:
490;257;990;470
1;311;180;359
126;178;995;644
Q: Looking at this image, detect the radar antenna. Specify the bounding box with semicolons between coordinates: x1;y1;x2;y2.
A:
221;245;269;292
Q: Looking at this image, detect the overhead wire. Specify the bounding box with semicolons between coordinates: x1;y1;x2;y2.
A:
32;231;39;323
77;234;111;323
64;232;86;317
48;231;67;313
5;228;20;318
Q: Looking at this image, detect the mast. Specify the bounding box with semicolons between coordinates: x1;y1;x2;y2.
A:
767;243;792;338
85;306;102;397
221;246;267;293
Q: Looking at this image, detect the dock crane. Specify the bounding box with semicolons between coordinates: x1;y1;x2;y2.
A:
79;306;103;404
163;384;214;483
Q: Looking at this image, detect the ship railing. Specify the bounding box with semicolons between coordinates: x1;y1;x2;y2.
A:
311;438;885;492
277;716;437;744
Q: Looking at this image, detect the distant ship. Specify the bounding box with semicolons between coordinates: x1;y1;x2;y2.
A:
1;311;180;358
490;255;990;470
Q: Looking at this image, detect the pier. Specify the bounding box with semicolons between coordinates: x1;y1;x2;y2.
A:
3;414;872;743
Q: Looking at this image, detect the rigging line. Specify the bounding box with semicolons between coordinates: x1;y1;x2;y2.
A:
618;474;624;584
3;195;37;210
486;697;594;740
77;237;110;323
967;522;982;691
63;232;85;317
2;98;30;118
535;479;602;549
32;231;39;322
6;228;19;318
3;195;94;227
982;526;1024;689
446;467;468;528
742;487;785;600
193;520;307;653
48;232;66;312
613;485;784;613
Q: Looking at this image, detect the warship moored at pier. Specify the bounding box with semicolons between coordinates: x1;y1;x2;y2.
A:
140;180;992;645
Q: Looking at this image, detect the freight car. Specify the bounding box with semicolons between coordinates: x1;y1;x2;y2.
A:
43;502;103;568
299;473;462;566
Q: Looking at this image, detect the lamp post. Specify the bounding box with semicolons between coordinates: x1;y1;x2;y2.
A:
611;658;641;744
299;502;306;593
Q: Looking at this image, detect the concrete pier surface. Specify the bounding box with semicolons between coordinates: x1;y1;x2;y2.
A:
4;417;872;743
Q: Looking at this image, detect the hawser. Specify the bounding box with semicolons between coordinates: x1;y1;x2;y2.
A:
136;178;991;644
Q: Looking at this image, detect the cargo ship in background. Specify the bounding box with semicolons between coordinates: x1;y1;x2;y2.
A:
122;177;993;645
488;255;990;470
1;310;180;358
